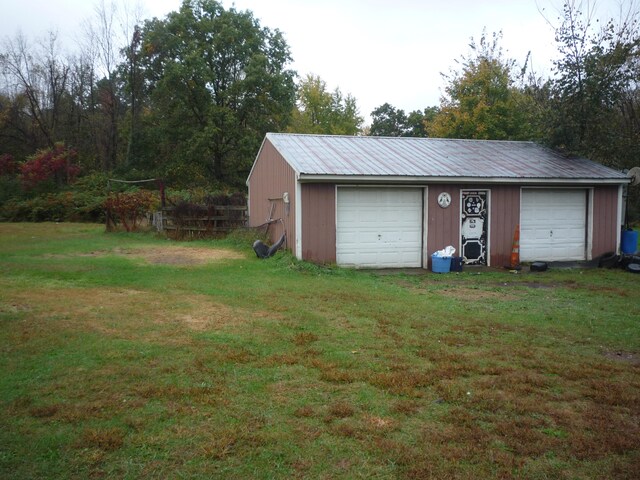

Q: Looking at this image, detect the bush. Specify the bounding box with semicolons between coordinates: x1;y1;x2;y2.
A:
0;154;17;176
164;188;246;206
0;190;107;222
0;176;23;205
104;190;159;232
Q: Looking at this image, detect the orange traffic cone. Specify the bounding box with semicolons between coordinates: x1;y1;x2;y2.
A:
509;224;520;269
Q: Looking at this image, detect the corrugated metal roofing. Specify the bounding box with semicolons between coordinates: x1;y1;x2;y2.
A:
264;133;627;181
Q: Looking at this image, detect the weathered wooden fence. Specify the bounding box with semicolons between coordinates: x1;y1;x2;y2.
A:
158;205;247;237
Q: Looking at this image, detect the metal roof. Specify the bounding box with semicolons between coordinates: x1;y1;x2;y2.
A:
263;133;628;183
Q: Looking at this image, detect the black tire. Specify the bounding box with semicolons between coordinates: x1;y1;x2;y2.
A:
627;263;640;274
620;255;640;268
530;261;548;272
598;252;619;269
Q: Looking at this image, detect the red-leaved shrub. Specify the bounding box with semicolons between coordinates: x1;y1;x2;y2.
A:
20;143;80;190
104;190;158;232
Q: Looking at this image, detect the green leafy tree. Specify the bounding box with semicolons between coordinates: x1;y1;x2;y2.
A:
407;108;438;137
542;0;640;220
132;0;296;186
288;74;363;135
369;103;435;137
427;31;538;140
547;1;640;167
369;103;408;136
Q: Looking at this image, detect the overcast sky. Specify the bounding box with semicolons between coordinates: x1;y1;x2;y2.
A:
0;0;628;124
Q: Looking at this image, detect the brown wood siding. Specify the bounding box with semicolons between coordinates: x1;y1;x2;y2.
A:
247;140;297;251
489;185;521;267
427;187;460;267
427;185;520;267
301;184;336;263
592;186;620;256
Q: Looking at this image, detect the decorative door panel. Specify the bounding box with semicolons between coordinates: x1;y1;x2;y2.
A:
461;190;488;265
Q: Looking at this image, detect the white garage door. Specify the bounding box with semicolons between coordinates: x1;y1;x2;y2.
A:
520;188;587;261
336;187;423;268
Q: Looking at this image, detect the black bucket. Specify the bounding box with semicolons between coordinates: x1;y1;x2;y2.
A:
450;256;463;272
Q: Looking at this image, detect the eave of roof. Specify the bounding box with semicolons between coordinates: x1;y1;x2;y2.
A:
297;174;630;185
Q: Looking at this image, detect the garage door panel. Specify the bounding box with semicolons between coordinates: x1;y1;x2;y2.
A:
521;189;586;262
337;188;422;268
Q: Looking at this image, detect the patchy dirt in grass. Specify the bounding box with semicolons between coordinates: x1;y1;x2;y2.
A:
603;350;640;365
436;287;520;302
394;280;521;301
494;281;629;297
584;284;629;297
493;281;631;300
366;415;395;430
496;281;557;289
126;246;245;265
52;245;245;266
2;286;272;344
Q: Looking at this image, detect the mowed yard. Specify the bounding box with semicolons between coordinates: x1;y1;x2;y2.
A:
0;223;639;479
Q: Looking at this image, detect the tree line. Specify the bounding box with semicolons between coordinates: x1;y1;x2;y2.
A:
0;0;362;192
0;0;639;216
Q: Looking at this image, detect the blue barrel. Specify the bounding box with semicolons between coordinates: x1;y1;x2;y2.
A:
621;229;638;254
431;254;451;273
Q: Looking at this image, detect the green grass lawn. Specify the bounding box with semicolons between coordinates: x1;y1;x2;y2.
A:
1;223;639;479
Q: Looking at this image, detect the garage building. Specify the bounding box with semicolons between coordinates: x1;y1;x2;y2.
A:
247;133;629;268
